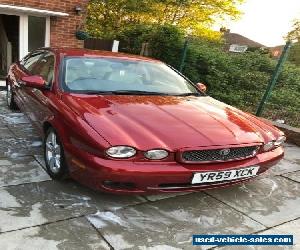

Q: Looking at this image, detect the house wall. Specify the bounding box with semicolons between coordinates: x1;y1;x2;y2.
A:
0;0;89;48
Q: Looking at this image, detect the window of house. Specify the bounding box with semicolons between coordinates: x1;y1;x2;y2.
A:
28;16;46;52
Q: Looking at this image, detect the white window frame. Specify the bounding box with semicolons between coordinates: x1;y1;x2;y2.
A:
0;4;66;61
20;15;51;60
19;15;28;59
45;17;50;47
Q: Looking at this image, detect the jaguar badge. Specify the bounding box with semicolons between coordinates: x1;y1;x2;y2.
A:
219;148;230;156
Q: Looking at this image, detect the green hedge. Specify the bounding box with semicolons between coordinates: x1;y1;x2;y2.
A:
116;24;300;127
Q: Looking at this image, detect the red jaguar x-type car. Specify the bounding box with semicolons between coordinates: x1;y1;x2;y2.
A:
6;48;285;194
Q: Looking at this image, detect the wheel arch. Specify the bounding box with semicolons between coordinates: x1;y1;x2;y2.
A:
42;118;68;144
43;121;53;135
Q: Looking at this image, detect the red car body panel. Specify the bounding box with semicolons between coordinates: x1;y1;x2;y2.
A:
6;48;284;194
62;94;277;150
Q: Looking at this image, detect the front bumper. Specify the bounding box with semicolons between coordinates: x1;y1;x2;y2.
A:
64;144;284;194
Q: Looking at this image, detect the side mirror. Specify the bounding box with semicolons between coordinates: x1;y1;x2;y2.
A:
21;75;46;89
196;82;207;93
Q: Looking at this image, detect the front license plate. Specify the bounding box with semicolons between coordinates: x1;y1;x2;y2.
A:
191;166;260;184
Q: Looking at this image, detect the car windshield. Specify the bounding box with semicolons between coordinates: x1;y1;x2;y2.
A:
62;57;200;96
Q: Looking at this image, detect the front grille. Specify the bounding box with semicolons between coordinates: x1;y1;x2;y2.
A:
182;146;259;163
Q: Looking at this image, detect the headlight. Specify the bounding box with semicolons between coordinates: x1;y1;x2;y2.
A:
274;136;286;146
263;135;286;152
263;141;275;152
106;146;136;158
144;149;169;160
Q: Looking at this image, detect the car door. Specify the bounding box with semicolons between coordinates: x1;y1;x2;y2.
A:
26;52;56;132
13;51;45;115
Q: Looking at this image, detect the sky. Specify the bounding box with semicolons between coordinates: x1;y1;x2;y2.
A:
224;0;300;47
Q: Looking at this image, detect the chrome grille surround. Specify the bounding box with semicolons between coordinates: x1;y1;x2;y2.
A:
181;146;260;163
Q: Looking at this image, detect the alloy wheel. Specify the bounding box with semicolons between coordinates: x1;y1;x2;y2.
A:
45;131;62;174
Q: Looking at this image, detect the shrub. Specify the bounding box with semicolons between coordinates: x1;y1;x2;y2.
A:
116;24;153;55
117;24;184;68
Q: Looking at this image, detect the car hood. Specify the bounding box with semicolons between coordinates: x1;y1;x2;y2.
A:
62;94;279;151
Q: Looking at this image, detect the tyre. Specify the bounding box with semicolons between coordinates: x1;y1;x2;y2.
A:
6;83;18;110
44;128;69;179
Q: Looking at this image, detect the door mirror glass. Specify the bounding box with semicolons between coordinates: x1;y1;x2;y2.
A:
21;75;46;89
196;82;207;93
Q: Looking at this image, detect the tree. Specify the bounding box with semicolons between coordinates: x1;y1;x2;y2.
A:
86;0;243;40
86;0;155;38
287;20;300;41
150;0;243;38
287;20;300;66
288;42;300;66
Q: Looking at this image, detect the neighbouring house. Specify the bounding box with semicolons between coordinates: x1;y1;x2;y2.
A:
221;29;266;53
269;45;285;59
0;0;89;77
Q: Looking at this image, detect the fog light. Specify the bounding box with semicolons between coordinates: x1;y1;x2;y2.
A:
144;149;169;160
103;181;136;190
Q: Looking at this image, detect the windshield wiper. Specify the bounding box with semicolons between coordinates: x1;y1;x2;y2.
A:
80;90;202;96
174;92;202;96
83;90;173;96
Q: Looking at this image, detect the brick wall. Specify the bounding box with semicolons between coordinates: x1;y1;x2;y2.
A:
0;0;89;48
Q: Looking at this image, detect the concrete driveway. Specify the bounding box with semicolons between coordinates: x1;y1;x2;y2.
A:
0;89;299;250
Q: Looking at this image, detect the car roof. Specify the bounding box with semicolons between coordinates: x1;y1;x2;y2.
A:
42;47;161;63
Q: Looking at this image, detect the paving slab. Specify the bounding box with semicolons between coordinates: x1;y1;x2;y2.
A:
283;145;300;164
283;171;300;183
0;127;15;139
0;106;11;114
207;176;300;228
0;112;30;125
0;180;146;233
257;218;300;249
7;123;40;140
87;192;265;250
267;158;300;176
0;137;43;158
0;217;110;250
0;159;11;166
144;192;190;202
0;92;8;111
218;244;294;250
0;156;51;187
34;154;46;170
218;218;300;250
